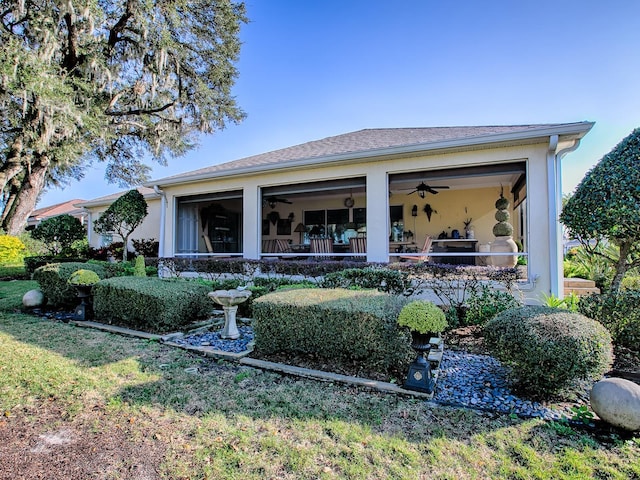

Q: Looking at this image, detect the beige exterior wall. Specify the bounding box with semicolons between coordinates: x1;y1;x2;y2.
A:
85;197;162;252
156;140;562;303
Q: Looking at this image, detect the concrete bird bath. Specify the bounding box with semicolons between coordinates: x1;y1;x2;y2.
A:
208;289;252;340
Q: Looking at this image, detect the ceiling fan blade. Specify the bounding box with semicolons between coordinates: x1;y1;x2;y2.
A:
427;187;439;195
429;186;450;189
406;190;418;195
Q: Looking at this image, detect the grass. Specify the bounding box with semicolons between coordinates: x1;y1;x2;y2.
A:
1;279;639;478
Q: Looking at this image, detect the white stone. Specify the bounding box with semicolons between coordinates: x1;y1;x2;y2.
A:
590;377;640;431
22;289;45;308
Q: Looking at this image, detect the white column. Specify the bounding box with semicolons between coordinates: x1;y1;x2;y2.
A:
366;170;389;262
243;185;261;259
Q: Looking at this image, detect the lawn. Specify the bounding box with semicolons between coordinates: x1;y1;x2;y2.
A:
0;279;638;479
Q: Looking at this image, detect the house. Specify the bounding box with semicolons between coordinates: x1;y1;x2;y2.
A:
75;187;162;251
141;122;593;302
27;199;88;230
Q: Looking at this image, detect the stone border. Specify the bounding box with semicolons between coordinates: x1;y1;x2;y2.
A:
69;319;437;399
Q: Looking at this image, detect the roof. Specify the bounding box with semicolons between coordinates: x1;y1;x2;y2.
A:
29;199;86;222
146;122;594;187
75;186;159;209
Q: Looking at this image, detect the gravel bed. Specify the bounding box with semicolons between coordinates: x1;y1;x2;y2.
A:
173;327;572;420
171;326;254;354
434;350;567;420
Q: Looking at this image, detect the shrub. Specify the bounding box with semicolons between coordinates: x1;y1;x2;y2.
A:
578;291;640;351
93;277;212;333
397;300;447;334
132;238;159;257
484;306;613;399
464;284;522;326
133;256;147;277
33;262;108;307
252;288;413;373
68;269;101;286
0;235;25;264
321;267;411;295
31;214;86;256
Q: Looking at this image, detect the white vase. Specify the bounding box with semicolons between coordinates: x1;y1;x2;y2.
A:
490;236;518;267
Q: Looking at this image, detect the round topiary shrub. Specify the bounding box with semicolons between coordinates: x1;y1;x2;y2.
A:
68;269;101;286
484;306;613;399
397;300;448;334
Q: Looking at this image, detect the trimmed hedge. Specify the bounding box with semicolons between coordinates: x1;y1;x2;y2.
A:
93;277;212;333
24;256;87;276
484;306;613;399
320;267;411;295
33;262;108;307
252;288;413;373
578;291;640;351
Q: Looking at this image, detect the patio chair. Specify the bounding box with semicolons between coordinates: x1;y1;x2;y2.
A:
274;239;292;255
398;236;432;263
349;236;366;259
310;238;333;256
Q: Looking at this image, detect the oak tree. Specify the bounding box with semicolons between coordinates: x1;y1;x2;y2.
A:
0;0;246;234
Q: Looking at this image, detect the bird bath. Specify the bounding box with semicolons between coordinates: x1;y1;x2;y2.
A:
208;289;252;340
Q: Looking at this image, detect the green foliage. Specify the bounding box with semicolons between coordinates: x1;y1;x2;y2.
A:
17;232;48;257
578;291;640;351
253;289;413;373
493;194;513;237
92;277;212;333
484;306;613;399
33;262;107;307
31;215;86;256
133;256;147;277
464;284;522;326
560;128;640;292
67;269;101;286
541;292;579;312
23;256;86;276
0;235;25;264
131;238;159;257
563;244;617;291
397;300;447;334
321;267;411;295
93;190;148;261
0;1;247;233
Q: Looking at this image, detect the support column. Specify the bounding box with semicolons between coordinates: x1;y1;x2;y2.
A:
366;170;389;263
243;185;261;259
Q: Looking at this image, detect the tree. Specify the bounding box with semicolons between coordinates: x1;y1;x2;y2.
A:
0;0;246;235
560;128;640;293
31;214;86;255
94;189;148;261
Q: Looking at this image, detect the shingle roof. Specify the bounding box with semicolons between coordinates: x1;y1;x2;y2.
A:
150;122;593;185
75;186;157;208
30;199;86;220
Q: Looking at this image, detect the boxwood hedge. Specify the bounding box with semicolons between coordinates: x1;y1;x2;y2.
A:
484;306;613;399
252;288;413;373
93;277;212;333
33;262;108;307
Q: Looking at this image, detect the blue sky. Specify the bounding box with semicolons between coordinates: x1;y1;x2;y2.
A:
39;0;640;207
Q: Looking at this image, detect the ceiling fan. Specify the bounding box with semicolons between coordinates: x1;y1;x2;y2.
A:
265;196;292;209
407;182;450;198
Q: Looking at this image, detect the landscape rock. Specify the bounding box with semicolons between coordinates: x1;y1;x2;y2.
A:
590;377;640;431
22;289;45;308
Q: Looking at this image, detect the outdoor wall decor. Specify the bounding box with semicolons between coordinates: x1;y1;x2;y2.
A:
423;203;437;222
277;218;291;236
267;211;280;226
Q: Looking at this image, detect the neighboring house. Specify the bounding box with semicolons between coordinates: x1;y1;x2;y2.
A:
27;199;88;230
141;122;594;302
75;187;162;251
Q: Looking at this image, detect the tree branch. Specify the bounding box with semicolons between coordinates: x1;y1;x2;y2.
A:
107;0;136;50
105;102;175;117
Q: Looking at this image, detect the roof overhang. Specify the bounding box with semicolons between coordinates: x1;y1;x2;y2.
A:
145;122;594;189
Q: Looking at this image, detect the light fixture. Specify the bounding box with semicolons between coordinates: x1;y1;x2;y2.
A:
294;223;306;243
268;199;277;209
418;190;425;199
411;205;418;217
